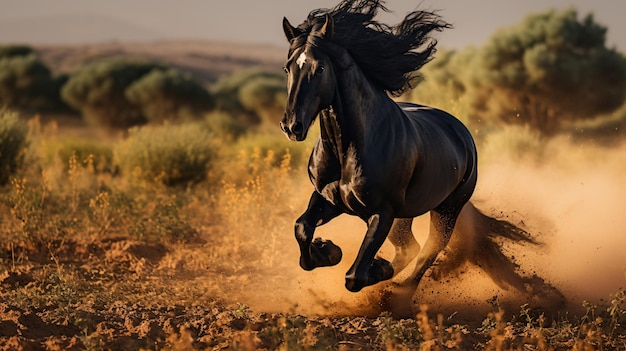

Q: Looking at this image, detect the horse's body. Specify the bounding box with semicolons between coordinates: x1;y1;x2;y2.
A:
311;102;476;220
280;0;537;296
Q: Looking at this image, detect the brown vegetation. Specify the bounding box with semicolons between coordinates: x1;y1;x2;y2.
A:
0;110;625;350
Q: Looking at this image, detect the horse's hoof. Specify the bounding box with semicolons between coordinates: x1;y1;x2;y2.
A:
344;258;394;292
300;238;343;270
345;276;365;292
371;257;394;282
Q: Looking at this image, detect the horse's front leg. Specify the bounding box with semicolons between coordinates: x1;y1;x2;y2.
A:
296;191;343;271
345;212;395;292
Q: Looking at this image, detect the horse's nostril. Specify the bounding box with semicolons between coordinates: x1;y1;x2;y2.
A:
292;122;303;134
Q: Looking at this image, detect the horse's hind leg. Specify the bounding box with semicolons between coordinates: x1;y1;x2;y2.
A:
403;172;476;286
401;209;459;285
385;210;460;314
296;191;343;270
388;218;420;276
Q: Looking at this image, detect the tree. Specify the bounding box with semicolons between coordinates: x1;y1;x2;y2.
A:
237;74;286;125
125;68;213;124
212;69;286;126
0;46;65;111
468;9;626;134
0;45;35;59
405;48;475;113
61;58;162;129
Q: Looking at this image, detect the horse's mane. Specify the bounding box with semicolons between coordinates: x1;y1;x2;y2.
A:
291;0;450;96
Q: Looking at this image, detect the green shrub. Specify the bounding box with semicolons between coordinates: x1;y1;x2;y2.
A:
237;74;286;126
215;133;311;188
212;69;286;127
60;58;162;129
40;137;114;173
114;123;218;186
125;68;214;124
0;111;28;185
0;54;63;111
204;111;248;140
0;45;35;59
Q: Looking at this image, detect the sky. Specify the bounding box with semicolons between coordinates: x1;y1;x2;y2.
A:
0;0;625;51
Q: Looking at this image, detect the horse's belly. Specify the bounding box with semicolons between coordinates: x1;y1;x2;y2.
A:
399;172;460;217
397;196;443;218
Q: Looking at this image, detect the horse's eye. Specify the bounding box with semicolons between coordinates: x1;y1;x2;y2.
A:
316;66;325;74
283;66;289;74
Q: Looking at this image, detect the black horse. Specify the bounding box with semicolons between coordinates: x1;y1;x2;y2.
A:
280;0;537;295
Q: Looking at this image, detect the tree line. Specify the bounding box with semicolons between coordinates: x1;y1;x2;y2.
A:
0;46;286;130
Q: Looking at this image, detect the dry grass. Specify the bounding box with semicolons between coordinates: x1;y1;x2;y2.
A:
0;114;625;350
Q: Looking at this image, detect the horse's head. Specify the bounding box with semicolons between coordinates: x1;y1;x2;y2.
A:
280;15;337;142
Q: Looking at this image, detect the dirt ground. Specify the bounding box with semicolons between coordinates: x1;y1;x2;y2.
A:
1;232;623;351
1;116;625;350
0;238;490;351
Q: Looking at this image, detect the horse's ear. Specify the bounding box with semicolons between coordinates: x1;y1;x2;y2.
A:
283;17;302;42
319;14;334;40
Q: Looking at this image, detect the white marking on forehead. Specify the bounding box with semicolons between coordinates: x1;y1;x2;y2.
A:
296;51;307;69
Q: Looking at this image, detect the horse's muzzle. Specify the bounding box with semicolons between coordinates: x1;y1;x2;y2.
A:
280;116;305;141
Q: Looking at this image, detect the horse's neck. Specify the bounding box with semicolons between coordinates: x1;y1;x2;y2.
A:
320;64;390;153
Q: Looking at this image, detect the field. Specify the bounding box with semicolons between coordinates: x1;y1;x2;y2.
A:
0;42;625;351
1;117;625;351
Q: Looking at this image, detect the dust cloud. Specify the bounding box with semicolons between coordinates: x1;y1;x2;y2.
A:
476;138;626;304
225;137;626;319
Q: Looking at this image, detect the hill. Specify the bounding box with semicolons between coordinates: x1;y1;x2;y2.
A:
34;40;286;87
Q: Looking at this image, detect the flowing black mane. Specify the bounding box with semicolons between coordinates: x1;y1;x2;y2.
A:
290;0;450;96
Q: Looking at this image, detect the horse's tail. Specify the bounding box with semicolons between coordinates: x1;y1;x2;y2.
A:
436;201;541;292
474;206;538;245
